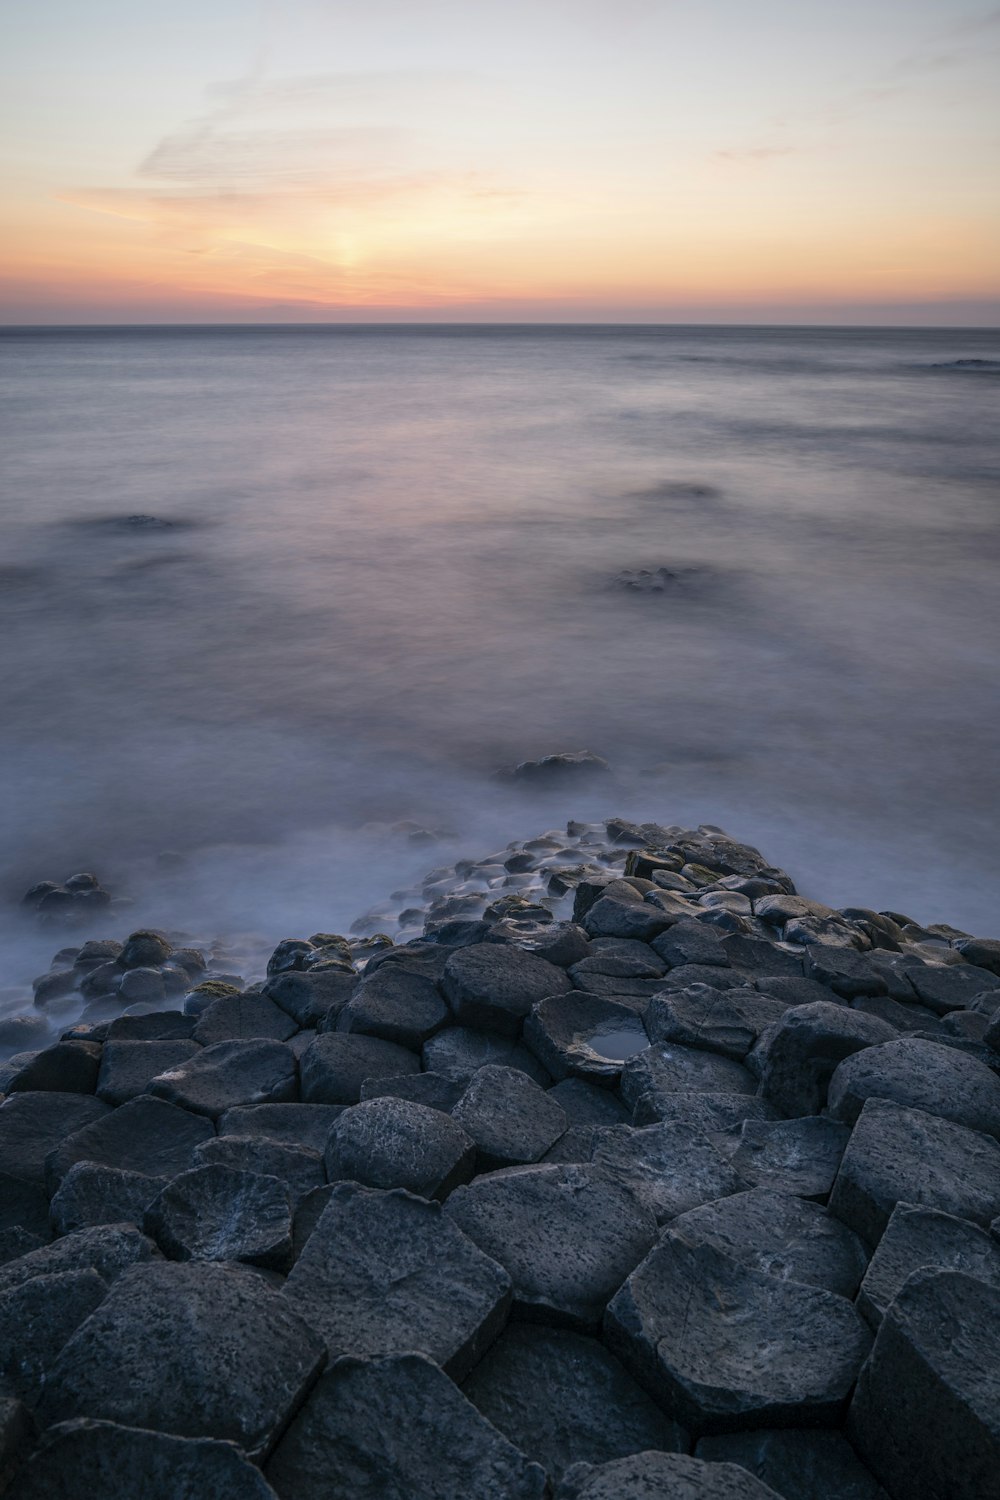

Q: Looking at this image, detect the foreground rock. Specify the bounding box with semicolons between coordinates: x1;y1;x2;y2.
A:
856;1201;1000;1327
144;1164;294;1270
323;1096;475;1198
695;1429;887;1500
555;1451;785;1499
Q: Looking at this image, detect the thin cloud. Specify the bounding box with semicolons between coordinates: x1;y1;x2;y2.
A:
713;146;796;162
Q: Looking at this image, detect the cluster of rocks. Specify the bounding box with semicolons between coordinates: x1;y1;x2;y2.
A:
0;818;999;1498
19;874;115;926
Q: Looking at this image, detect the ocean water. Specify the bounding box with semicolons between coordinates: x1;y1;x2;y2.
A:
1;324;998;988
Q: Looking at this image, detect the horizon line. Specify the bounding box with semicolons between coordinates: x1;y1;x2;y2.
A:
2;319;999;333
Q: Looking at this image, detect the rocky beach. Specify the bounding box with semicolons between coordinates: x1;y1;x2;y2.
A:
0;813;998;1497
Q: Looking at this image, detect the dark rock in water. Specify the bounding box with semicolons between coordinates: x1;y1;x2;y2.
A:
605;1236;871;1433
827;1037;1000;1138
4;1042;101;1097
696;1429;888;1500
463;1322;687;1483
36;1261;325;1460
217;1102;343;1152
324;1097;475;1199
119;931;172;970
192;993;298;1046
266;939;317;976
30;969;77;1008
336;966;449;1049
105;1011;196;1042
47;1095;214;1190
442;943;572;1035
445;1163;656;1329
282;1182;511;1379
264;968;356;1028
856;1201;1000;1328
0;1225;159;1296
907;961;1000;1014
360;1070;464;1114
0;1093;109;1187
118;968;166;1007
49;1163;169;1235
525;993;650;1085
299;1032;418;1104
590;1122;744;1224
96;1040;201;1107
265;1352;547;1500
0;1016;51;1057
506;751;610;785
144;1164;293;1271
828;1097;1000;1245
555;1451;783;1499
547;1077;630;1126
0;1268;106;1403
8;1419;279;1499
719;1116;852;1201
181;981;240;1016
668;1189;868;1299
452;1064;568;1169
148;1039;297;1119
849;1270;1000;1500
613;564;688;592
753;1003;896;1118
621;1043;757;1111
631;1088;778;1132
646;986;789;1060
422;1026;551;1086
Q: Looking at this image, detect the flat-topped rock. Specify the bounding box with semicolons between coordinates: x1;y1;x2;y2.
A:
4;1042;102;1098
192;1136;324;1200
324;1096;475;1198
265;1352;545;1499
217;1102;343;1152
556;1451;785;1499
49;1163;169;1235
263;968;356;1028
282;1183;510;1379
718;1116;851;1201
422;1026;550;1085
631;1089;779;1132
589;1121;744;1224
908;963;1000;1015
0;1269;107;1404
827;1037;1000;1138
605;1236;871;1432
0;1094;109;1187
299;1032;419;1104
452;1064;568;1169
445;1163;656;1329
148;1040;297;1119
192;992;298;1045
37;1261;325;1460
144;1164;293;1270
0;1224;159;1296
647;985;790;1060
336;966;449;1048
462;1322;687;1482
754;1004;896;1118
696;1429;888;1500
442;944;572;1035
95;1040;201;1107
621;1044;756;1112
47;1096;214;1190
360;1069;464;1113
856;1201;1000;1327
525;993;650;1085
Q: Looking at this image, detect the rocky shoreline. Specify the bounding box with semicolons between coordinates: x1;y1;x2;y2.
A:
0;817;998;1498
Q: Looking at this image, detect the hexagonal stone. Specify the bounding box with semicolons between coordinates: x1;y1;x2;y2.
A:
754;1004;896;1117
422;1026;551;1085
631;1089;779;1132
4;1041;102;1097
827;1038;1000;1139
445;1163;656;1329
621;1044;756;1112
647;986;790;1060
828;1098;1000;1246
336;967;449;1049
856;1201;1000;1327
908;963;1000;1015
695;1429;887;1500
462;1322;687;1483
49;1162;169;1235
95;1040;201;1107
299;1033;419;1104
452;1065;568;1170
360;1070;464;1113
144;1164;293;1270
106;1010;196;1041
547;1078;630;1126
282;1183;510;1379
589;1122;744;1224
192;1135;324;1201
668;1189;868;1298
264;968;357;1028
0;1225;159;1296
217;1102;343;1151
46;1096;214;1191
265;1352;545;1499
605;1236;871;1432
555;1451;784;1499
0;1269;106;1403
524;994;650;1085
10;1419;280;1497
36;1261;325;1460
849;1271;1000;1500
805;947;888;999
718;1116;851;1201
442;944;572;1035
652;919;730;969
0;1093;108;1186
148;1040;297;1119
192;992;298;1045
324;1097;475;1199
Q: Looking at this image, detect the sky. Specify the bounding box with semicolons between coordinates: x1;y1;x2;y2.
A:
1;0;998;323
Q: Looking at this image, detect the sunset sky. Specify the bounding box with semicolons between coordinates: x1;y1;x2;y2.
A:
2;0;998;323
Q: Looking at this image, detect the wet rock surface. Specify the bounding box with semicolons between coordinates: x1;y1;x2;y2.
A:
1;816;998;1496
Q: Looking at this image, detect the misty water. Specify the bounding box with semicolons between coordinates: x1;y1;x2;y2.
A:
1;324;998;1001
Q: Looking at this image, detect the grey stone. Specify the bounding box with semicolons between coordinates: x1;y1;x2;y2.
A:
422;1026;551;1085
828;1037;1000;1138
217;1102;343;1151
118;968;166;1006
193;1136;325;1200
658;963;750;993
754;1003;895;1117
849;1270;1000;1500
95;1040;201;1106
857;1201;1000;1327
525;994;650;1085
631;1089;779;1132
291;1185;333;1260
360;1070;464;1113
621;1044;756;1112
590;1122;744;1224
721;935;804;977
265;1352;546;1499
192;992;298;1045
605;1235;871;1432
668;1188;868;1298
719;1116;851;1201
491;921;591;967
37;1261;325;1459
452;1064;568;1169
0;1269;106;1403
463;1322;687;1483
282;1183;511;1379
754;975;841;1009
119;931;172;969
696;1430;887;1500
324;1096;475;1198
955;937;1000;977
0;1225;159;1296
556;1451;784;1499
7;1418;279;1499
336;966;449;1048
850;995;943;1034
908;963;1000;1015
647;986;789;1060
542;1124;605;1163
299;1032;418;1104
49;1163;168;1235
583;892;686;944
4;1043;101;1097
547;1078;629;1125
829;1098;1000;1245
652;919;730;969
805;947;888;999
445;1163;656;1329
442;944;572;1035
47;1096;214;1190
145;1164;293;1270
263;968;357;1028
105;1011;196;1041
148;1040;297;1119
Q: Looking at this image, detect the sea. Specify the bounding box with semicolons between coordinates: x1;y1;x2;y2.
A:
1;324;998;996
